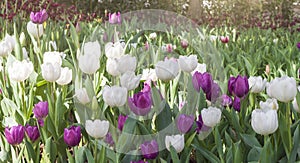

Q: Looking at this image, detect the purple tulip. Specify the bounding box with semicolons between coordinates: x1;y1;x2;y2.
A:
30;9;48;24
220;94;233;107
33;101;49;119
128;91;152;116
118;115;128;131
228;75;249;98
105;132;114;146
196;114;210;133
176;114;194;133
181;39;188;49
142;81;151;93
64;126;81;147
233;96;241;112
140;140;159;159
108;12;121;24
25;125;40;142
297;42;300;49
206;82;221;102
5;125;25;145
192;72;213;94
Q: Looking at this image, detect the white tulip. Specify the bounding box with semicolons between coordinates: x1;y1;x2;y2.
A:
120;71;141;91
267;76;297;102
75;88;90;104
105;42;124;59
103;86;127;107
191;63;206;75
4;34;15;50
0;41;11;57
141;68;158;82
84;41;101;57
165;134;184;153
8;60;34;82
85;119;109;139
43;51;62;66
251;109;278;135
209;35;218;41
27;21;44;38
78;54;100;74
248;76;267;93
117;55;137;74
292;98;300;113
41;62;61;82
106;58;120;76
56;67;72;85
22;48;28;59
155;59;179;81
178;55;198;73
149;32;157;39
259;98;278;111
201;107;222;127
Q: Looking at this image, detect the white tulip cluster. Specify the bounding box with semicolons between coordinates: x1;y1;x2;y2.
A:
41;51;72;85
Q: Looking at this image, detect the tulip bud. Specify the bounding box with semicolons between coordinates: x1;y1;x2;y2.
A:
149;33;157;39
5;125;25;145
56;67;72;85
251;109;278;135
78;54;100;74
201;107;222;127
233;96;241;112
33;101;49;119
128;91;152;116
267;76;297;102
105;42;124;59
176;114;194;133
83;41;101;57
0;41;11;57
108;12;121;24
117;55;137;74
30;9;48;24
228;75;249;98
27;21;44;38
248;76;267;93
103;86;127;107
165;134;184;153
106;58;121;76
180;39;188;49
118;115;128;131
41;62;61;82
178;55;198;73
220;36;229;43
85;119;109;139
192;72;213;94
8;60;34;82
155;58;179;81
265;64;270;75
120;71;141;91
220;94;233;107
25;125;40;142
140;140;159;159
297;42;300;49
64;126;81;147
75;88;90;104
259;98;278;111
105;132;114;146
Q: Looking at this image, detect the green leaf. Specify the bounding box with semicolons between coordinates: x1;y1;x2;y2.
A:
247;147;262;162
75;147;85;163
170;146;180;162
99;145;106;163
259;137;272;163
290;125;300;162
192;144;220;162
45;137;57;162
214;126;224;162
85;147;95;163
240;134;262;148
155;102;172;131
25;140;36;162
232;141;242;163
185;132;197;148
66;150;75;163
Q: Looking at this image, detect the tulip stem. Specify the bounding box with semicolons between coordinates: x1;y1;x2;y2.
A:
94;139;98;162
20;81;27;120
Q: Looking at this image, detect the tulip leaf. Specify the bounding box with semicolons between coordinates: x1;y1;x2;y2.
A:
75;146;85;163
192;144;220;162
169;146;180;163
99;145;106;163
259;136;273;163
84;147;94;163
232;141;243;163
185;132;197;148
25;140;36;162
247;146;261;162
155;102;172;131
66;150;75;163
240;134;262;148
290;125;300;162
45;137;57;162
214;126;224;161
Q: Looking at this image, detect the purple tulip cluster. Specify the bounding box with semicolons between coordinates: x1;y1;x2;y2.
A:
192;72;221;102
5;124;40;145
222;75;249;112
